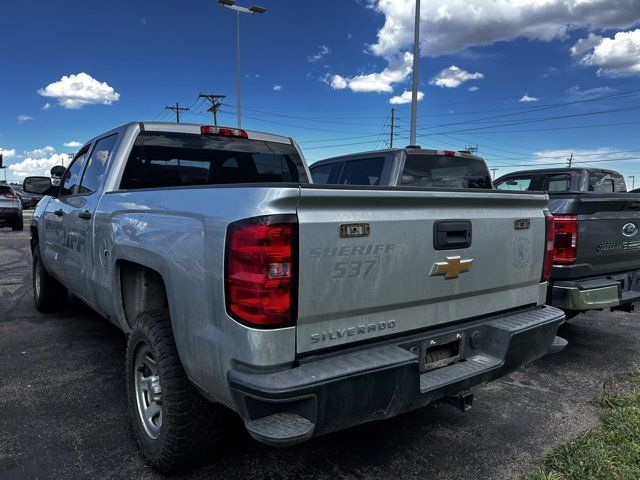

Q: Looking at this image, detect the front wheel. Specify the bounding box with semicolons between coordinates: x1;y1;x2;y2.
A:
126;309;227;473
32;248;67;312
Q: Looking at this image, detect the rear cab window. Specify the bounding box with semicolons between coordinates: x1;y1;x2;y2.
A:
589;171;626;192
543;174;572;192
495;176;534;191
120;132;306;190
401;153;492;189
336;158;385;186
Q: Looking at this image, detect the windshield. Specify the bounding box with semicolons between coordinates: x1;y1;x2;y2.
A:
400;154;492;189
120;132;305;190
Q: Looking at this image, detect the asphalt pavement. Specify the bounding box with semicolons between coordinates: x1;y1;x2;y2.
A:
1;213;639;480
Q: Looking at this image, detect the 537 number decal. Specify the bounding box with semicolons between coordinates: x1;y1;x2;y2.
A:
331;259;379;279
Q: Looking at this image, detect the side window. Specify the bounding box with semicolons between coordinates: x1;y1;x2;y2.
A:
337;158;385;186
589;172;616;193
309;163;334;184
495;177;533;191
543;175;571;192
78;135;118;195
59;146;91;196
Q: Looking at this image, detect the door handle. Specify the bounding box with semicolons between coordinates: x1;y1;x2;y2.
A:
78;210;92;220
434;220;472;250
53;209;64;217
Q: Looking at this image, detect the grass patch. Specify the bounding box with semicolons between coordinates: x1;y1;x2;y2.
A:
526;370;640;480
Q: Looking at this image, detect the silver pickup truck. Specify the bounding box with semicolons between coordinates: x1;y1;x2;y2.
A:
24;122;565;472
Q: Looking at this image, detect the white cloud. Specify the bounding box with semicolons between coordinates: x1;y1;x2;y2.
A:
389;90;424;104
329;52;413;93
26;146;56;157
8;153;71;179
1;148;17;159
519;94;539;103
308;45;331;62
272;84;282;91
570;33;603;57
17;115;34;123
37;72;120;109
63;141;82;148
566;85;615;98
468;86;479;92
42;103;52;110
431;65;484;88
573;29;640;77
367;0;640;59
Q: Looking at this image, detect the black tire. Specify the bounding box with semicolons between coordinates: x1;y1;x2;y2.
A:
12;221;23;231
126;309;227;473
32;247;67;312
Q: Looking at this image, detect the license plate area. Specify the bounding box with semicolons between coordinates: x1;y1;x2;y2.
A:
400;331;467;373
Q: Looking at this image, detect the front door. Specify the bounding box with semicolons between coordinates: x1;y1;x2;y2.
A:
41;146;91;282
62;134;119;305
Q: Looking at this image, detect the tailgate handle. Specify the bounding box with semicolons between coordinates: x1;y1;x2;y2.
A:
434;220;472;250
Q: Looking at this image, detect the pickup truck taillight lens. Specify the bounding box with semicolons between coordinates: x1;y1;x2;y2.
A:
542;210;555;281
3;193;17;199
225;215;297;328
553;215;579;265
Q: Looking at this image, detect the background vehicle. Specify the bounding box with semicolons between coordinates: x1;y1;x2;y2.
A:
309;148;493;189
0;184;24;231
495;168;640;318
24;122;565;472
12;186;43;209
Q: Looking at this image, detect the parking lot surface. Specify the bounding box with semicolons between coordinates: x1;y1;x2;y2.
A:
1;214;639;480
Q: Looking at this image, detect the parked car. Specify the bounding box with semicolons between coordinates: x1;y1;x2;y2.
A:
309;148;493;189
495;167;640;318
12;186;43;209
0;184;24;231
24;122;565;472
631;188;640;193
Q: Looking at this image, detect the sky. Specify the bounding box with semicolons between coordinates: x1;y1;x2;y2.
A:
2;0;640;186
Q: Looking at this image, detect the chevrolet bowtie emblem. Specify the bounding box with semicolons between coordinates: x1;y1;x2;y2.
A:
430;256;474;279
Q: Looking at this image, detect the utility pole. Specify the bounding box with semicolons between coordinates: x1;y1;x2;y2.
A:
199;94;226;125
567;152;574;167
490;168;498;180
409;0;421;147
165;102;190;123
389;108;395;149
630;175;636;190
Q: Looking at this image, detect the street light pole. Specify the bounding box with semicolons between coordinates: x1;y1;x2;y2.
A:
218;0;266;129
409;0;421;147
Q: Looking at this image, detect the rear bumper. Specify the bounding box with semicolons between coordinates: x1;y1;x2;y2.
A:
228;305;565;446
552;273;640;311
0;209;21;225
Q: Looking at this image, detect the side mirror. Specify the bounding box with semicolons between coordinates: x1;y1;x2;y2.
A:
23;176;53;195
50;165;66;177
506;180;518;186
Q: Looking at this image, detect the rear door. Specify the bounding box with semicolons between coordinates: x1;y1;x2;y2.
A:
295;186;548;353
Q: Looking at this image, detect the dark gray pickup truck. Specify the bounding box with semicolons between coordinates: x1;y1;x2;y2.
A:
495;167;640;318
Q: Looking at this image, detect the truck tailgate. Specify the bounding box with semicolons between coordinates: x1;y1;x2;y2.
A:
296;186;548;354
551;194;640;278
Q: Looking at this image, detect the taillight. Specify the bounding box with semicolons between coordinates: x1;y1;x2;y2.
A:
3;193;17;199
542;210;555;281
225;215;297;327
553;215;579;265
201;125;248;138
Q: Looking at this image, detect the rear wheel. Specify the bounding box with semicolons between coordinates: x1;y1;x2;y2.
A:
32;247;67;312
12;218;23;231
126;309;228;473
